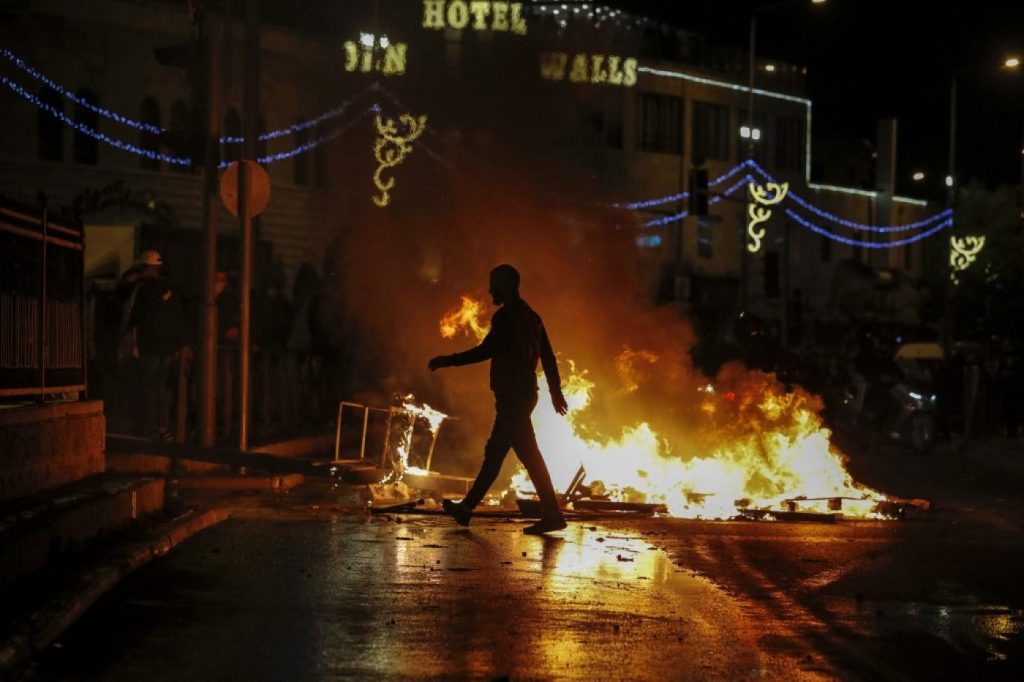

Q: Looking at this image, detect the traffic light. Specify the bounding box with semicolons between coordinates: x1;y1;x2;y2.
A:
688;166;709;216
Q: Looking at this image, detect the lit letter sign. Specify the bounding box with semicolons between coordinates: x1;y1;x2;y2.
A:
447;0;470;29
422;0;527;35
342;38;407;76
423;0;445;28
539;52;638;87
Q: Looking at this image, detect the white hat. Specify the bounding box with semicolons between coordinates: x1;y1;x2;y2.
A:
138;250;163;267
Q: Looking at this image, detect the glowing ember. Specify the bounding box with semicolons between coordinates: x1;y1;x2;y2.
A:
384;395;448;482
439;295;888;519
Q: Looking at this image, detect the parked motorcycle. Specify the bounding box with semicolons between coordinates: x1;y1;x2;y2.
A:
826;334;939;454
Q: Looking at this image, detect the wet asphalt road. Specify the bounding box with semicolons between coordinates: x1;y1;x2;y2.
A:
21;441;1024;681
25;516;818;681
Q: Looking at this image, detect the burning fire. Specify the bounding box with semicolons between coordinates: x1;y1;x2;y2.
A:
383;395;448;483
438;295;888;519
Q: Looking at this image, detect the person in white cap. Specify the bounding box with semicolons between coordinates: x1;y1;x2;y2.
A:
124;249;187;439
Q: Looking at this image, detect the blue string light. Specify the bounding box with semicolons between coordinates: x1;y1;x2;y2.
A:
640;174;753;227
784;208;953;248
3;70;371;168
1;47;164;135
1;75;192;166
1;47;375;145
223;86;374;144
747;160;951;232
243;105;377;168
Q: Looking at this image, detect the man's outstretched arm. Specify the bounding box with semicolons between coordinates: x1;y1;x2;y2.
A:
428;318;503;371
539;324;568;415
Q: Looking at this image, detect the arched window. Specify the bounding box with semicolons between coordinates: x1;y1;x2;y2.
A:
293;120;309;186
73;88;98;164
168;99;191;173
139;97;161;171
223;106;242;164
37;86;64;161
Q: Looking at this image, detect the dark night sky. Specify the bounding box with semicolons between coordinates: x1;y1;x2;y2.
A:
614;0;1024;194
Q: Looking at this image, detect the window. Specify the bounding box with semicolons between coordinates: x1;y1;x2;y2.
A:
692;100;729;162
37;87;63;161
697;215;717;259
775;116;803;171
168;100;191;173
820;235;832;262
139;97;161;171
294;121;309;186
223;107;242;164
764;252;780;298
636;92;681;154
73;88;98;164
606;95;623;149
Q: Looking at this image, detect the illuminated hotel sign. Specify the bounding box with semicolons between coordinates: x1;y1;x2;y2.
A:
539;52;638;86
343;34;407;75
422;1;528;35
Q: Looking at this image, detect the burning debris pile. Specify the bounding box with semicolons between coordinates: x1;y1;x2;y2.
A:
437;295;907;521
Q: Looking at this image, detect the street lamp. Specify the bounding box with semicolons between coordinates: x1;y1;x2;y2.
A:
746;0;827;161
741;0;827;317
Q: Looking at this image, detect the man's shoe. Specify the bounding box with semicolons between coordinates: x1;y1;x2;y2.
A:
523;517;567;535
442;499;472;526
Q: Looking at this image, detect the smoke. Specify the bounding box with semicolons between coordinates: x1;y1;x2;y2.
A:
311;100;753;481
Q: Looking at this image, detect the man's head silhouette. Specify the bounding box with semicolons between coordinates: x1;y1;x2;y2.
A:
489;264;520;306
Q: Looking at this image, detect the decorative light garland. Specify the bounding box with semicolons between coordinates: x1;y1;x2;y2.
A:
2;46;373;146
747;181;789;253
4;69;372;169
1;75;192;166
222;87;371;143
747;160;951;232
1;47;162;135
617;161;748;210
242;105;377;169
372;112;427;206
640;173;752;227
784;208;953;248
0;49;960;240
949;235;986;284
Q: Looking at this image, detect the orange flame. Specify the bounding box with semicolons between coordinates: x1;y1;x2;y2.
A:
441;295;490;341
439;294;886;519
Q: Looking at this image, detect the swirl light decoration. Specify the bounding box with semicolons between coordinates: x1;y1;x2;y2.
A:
746;181;789;253
949;235;986;284
372;113;427;207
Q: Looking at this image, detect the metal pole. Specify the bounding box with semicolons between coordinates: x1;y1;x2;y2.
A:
39;204;48;400
238;162;251;451
360;406;370;460
740;13;756;312
238;0;259;452
198;14;221;448
947;74;957;208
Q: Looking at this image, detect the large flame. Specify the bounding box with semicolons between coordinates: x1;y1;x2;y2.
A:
439;295;887;519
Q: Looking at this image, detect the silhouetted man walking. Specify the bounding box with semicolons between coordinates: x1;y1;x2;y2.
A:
429;265;568;535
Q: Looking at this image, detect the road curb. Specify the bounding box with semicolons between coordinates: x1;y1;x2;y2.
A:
0;506;233;679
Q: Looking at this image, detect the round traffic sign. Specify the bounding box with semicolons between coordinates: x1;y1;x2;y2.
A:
220;160;270;217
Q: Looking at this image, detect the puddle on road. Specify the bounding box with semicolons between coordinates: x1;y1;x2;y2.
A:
831;597;1024;661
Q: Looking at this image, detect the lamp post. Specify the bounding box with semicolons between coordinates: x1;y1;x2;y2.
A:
742;0;826;329
943;56;1021;351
